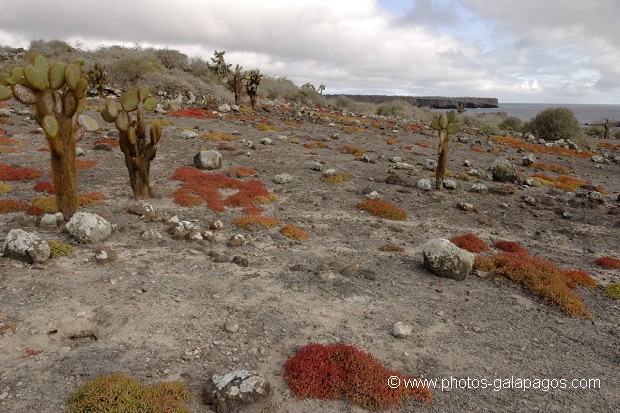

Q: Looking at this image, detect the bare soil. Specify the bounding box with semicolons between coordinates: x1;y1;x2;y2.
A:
0;98;619;413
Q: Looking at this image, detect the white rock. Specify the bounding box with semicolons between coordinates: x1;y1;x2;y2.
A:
323;168;337;177
421;238;475;281
3;229;50;263
274;173;293;184
395;162;416;171
417;178;432;191
443;179;457;189
181;129;198;139
393;322;413;338
66;212;112;244
470;183;488;193
310;161;323;171
194;150;222;170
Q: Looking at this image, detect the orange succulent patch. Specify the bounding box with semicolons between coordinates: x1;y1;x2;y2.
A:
595;256;620;270
255;124;283;132
285;343;432;410
342;144;366;156
201;131;235;142
414;141;429;148
234;215;280;229
231;166;258;178
280;225;309;241
171;107;217;119
76;159;97;169
0;164;43;181
471;146;486;153
475;252;597;318
93;137;120;147
34;181;56;194
383;137;400;145
0;199;29;214
357;199;407;221
303;141;329;149
490;135;593;158
450;234;489;253
171;166;275;213
494;240;528;255
528;162;571;175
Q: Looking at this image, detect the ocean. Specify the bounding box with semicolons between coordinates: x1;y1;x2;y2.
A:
437;103;620;125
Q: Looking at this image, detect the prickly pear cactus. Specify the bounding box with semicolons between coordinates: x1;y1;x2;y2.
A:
100;86;161;199
244;69;263;110
0;55;98;220
228;64;243;106
87;62;107;97
430;110;461;190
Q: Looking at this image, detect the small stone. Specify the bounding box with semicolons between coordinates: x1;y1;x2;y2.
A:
210;220;224;231
385;174;405;185
416;178;432;191
457;202;477;212
491;157;518;183
194;150;222;170
95;246;118;264
470;183;488;193
424;159;438;171
0;391;8;400
395;161;416;171
340;262;360;277
390;156;403;163
591;155;607;164
273;173;292;184
224;322;239;333
309;161;323;171
323;168;337;177
365;191;380;200
561;211;572;219
181;129;198;139
141;229;163;239
260;137;273;145
3;229;50;264
227;234;245;247
232;256;249;267
443;179;457;190
523;196;536;206
205;370;271;413
421;238;475;281
521;153;537;166
393;322;413;338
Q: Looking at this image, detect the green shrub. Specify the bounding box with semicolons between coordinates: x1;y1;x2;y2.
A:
376;99;414;118
586;125;603;138
499;116;523;131
524;107;582;142
154;48;188;70
107;57;162;87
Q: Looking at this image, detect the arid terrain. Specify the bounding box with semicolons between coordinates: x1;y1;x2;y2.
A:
0;95;619;413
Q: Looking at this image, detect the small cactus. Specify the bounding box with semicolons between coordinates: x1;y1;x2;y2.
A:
210;50;231;80
100;86;161;199
244;69;263;110
87;62;107;97
0;55;98;220
430;110;460;190
227;64;243;106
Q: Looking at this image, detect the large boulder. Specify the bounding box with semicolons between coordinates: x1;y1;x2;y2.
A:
421;238;475;281
204;370;271;413
491;157;518;183
3;229;50;263
66;212;112;244
194;150;222;170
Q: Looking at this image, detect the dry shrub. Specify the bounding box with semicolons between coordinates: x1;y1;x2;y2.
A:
0;181;11;194
285;343;432;410
603;283;620;300
342;144;366;155
0;199;29;214
65;372;191;413
202;131;235;142
380;243;405;253
529;162;571;175
322;174;350;184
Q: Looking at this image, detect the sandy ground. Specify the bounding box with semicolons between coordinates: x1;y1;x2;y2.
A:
0;97;619;413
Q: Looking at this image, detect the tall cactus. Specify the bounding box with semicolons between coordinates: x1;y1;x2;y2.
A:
227;64;243;106
0;55;97;220
87;62;107;97
100;87;161;199
244;69;263;110
430;110;460;190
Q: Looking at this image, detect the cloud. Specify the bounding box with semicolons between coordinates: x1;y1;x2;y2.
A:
0;0;619;103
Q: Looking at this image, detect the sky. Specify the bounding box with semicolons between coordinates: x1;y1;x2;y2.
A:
1;0;619;104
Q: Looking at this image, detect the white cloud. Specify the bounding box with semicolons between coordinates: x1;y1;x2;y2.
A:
0;0;619;103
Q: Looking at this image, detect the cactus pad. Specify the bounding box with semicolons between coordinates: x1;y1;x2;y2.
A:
64;64;81;90
150;124;161;145
42;115;59;137
143;96;157;111
12;83;37;104
0;85;12;100
49;62;67;89
24;64;50;91
115;110;130;131
138;86;150;101
121;89;139;112
106;100;119;118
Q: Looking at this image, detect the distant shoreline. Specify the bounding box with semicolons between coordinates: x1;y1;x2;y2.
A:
327;94;499;109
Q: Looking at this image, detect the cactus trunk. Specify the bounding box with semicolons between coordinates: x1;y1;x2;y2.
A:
126;155;152;199
49;117;78;219
436;130;449;190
